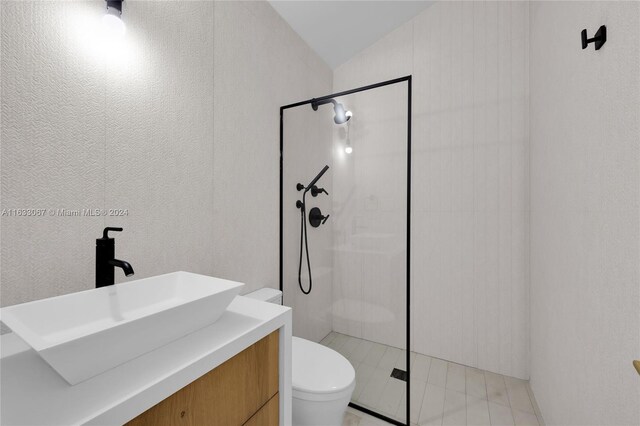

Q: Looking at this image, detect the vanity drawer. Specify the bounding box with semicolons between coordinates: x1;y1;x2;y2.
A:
244;393;279;426
126;330;279;426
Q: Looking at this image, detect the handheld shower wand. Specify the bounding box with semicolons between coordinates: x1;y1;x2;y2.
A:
305;165;329;192
296;165;330;294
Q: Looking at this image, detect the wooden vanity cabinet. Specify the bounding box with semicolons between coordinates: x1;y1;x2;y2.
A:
126;330;279;426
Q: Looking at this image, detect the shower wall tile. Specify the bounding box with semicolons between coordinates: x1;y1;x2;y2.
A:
333;0;530;380
213;1;333;306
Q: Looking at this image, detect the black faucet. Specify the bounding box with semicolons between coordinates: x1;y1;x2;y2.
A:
96;227;134;288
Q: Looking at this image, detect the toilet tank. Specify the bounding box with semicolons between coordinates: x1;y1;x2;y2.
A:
244;288;282;305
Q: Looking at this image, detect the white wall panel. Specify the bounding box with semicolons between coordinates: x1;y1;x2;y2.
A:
333;1;531;379
529;1;640;424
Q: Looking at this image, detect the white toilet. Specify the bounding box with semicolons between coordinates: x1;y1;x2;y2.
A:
245;288;355;426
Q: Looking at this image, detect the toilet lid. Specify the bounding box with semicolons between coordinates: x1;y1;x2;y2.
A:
292;337;355;394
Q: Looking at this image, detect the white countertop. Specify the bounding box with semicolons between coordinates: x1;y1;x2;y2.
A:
0;296;292;426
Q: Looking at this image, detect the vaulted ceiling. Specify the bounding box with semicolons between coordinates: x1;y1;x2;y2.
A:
269;1;434;69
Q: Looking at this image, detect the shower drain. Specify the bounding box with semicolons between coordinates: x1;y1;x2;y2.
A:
390;368;407;382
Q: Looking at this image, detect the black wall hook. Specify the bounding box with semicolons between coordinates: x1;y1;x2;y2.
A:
582;25;606;50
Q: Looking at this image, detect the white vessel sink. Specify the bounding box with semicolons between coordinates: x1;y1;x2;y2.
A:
0;271;243;385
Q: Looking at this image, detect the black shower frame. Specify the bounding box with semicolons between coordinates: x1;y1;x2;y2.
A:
279;75;412;426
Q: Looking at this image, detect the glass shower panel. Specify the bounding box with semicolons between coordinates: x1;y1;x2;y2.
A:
282;78;409;425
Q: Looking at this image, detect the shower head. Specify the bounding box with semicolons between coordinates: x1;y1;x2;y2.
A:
311;98;352;124
333;102;351;124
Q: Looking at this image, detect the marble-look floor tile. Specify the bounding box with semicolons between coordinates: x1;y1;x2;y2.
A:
395;350;409;370
330;333;349;351
322;332;544;426
358;368;390;408
353;362;375;400
379;378;405;417
343;409;362;426
410;351;417;369
343;407;392;425
526;383;543;418
488;401;514;426
418;384;446;426
442;388;466;426
412;354;432;382
378;346;402;372
397;379;426;424
428;358;448;387
446;362;466;393
341;335;363;359
485;371;510;407
395;400;407;424
351;339;374;363
512;409;539;426
320;331;337;346
363;342;387;366
466;367;488;399
505;378;534;414
467;395;491;426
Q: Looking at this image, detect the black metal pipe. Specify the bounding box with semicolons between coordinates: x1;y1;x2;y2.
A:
281;75;411;110
311;98;337;111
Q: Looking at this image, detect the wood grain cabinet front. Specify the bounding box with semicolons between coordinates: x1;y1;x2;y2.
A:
126;330;279;426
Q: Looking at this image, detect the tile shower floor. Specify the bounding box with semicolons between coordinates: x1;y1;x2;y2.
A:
319;332;544;426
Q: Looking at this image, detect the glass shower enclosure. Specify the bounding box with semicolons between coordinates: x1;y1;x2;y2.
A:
280;76;411;425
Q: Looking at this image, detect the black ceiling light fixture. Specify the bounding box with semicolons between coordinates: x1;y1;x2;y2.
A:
103;0;126;37
311;98;352;124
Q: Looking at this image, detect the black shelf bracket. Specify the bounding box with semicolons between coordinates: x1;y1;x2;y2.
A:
582;25;606;50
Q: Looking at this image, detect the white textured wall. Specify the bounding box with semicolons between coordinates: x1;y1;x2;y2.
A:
212;1;332;296
334;1;530;380
529;1;640;424
1;1;215;307
1;1;331;309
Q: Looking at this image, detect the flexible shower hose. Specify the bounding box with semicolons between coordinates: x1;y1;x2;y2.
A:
298;191;313;294
296;165;329;295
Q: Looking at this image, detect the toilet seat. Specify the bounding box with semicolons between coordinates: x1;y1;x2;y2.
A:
292;337;356;402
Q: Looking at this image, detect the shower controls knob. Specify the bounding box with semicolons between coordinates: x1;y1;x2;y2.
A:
296;183;305;191
308;207;329;228
311;185;329;197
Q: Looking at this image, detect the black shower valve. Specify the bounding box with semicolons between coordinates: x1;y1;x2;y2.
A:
311;185;329;197
296;183;305;191
308;207;329;228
